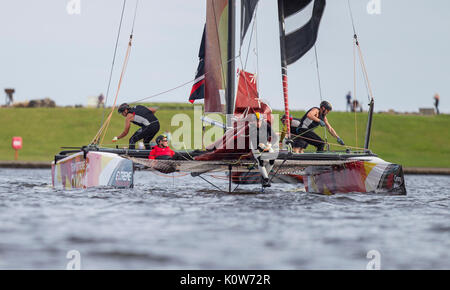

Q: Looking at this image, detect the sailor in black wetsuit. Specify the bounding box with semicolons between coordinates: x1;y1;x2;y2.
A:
294;101;345;153
249;112;279;188
113;103;160;150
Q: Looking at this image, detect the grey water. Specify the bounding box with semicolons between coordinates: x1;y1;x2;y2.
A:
0;168;448;270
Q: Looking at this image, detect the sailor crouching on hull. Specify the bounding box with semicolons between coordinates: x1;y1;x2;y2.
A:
113;103;160;150
294;101;345;153
249;112;279;188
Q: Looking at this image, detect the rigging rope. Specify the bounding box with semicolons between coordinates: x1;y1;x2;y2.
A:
347;0;374;103
91;0;139;146
128;53;242;105
130;78;201;104
231;165;254;192
347;0;358;37
357;44;375;103
130;0;139;35
268;155;288;184
347;0;375;148
313;45;329;150
100;0;127;129
348;0;359;148
242;4;259;69
198;175;224;192
290;131;366;151
287;124;366;152
236;1;261;140
148;171;190;178
353;38;358;147
254;8;260;93
93;37;133;145
314;46;323;102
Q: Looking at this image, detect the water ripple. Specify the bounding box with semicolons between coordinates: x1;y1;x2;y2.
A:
0;169;448;269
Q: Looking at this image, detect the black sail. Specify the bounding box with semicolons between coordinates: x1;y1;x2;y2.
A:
240;0;259;42
189;26;206;103
282;0;313;17
279;0;326;65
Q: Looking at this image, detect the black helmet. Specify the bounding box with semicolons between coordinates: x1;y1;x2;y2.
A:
155;134;168;144
320;101;332;111
281;114;293;121
118;103;130;114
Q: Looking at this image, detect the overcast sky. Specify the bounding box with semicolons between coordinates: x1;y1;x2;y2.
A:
0;0;449;113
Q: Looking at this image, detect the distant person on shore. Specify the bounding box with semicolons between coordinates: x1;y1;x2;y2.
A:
352;99;361;113
148;135;175;159
97;94;105;108
434;94;440;115
113;103;160;150
294;101;345;153
346;91;352;112
4;88;14;106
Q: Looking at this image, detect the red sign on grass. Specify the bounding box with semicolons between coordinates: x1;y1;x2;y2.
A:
12;137;23;150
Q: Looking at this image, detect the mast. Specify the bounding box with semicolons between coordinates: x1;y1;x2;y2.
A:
226;0;236;127
277;0;290;138
364;98;374;150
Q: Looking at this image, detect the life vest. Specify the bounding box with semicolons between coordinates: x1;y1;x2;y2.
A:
129;105;158;127
299;107;324;130
289;117;302;133
148;145;175;159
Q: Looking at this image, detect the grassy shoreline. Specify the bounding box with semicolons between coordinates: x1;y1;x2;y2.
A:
1;105;449;168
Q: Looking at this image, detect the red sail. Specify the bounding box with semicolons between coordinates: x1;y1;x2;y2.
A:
195;70;272;161
235;70;272;122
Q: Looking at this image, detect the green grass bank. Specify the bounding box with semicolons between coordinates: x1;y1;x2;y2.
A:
1;104;449;168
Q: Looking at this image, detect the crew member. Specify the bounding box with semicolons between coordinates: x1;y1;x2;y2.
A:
434;94;440;115
295;101;345;153
249;112;279;188
113;103;160;149
346;91;352;112
148;135;175;160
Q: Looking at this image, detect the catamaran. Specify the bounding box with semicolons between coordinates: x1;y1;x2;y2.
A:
52;0;406;195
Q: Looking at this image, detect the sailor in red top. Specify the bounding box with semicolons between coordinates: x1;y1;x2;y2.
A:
148;135;175;160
